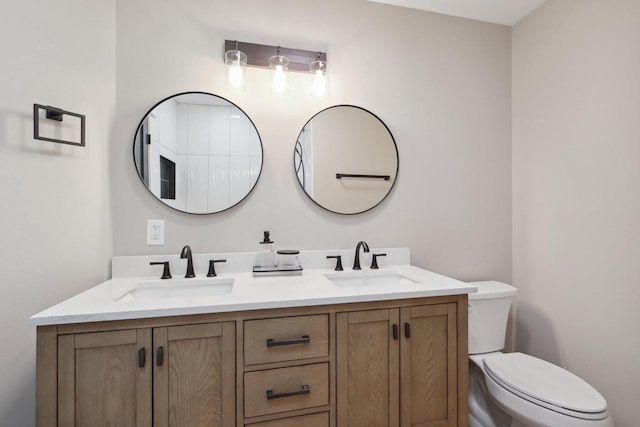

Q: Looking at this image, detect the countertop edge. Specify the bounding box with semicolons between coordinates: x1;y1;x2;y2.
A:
30;285;476;326
30;264;477;326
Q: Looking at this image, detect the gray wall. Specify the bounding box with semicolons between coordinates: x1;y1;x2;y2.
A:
0;0;115;425
114;0;513;283
512;1;640;425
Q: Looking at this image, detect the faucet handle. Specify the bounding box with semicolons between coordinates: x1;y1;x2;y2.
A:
370;253;387;269
326;255;344;271
207;259;227;277
150;261;172;279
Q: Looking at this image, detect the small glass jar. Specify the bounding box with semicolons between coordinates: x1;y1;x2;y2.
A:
277;250;300;268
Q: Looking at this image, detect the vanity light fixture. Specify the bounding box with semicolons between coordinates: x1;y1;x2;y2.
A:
309;53;327;97
269;46;289;95
223;40;327;96
224;41;247;89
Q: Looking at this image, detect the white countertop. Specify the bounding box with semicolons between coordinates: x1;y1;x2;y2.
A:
30;264;476;326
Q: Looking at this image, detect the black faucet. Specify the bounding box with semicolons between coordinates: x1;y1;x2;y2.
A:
180;245;196;278
207;259;227;277
353;241;370;270
327;255;344;271
370;253;387;269
150;261;172;279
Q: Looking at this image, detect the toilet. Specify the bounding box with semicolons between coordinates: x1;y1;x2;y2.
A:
467;281;614;427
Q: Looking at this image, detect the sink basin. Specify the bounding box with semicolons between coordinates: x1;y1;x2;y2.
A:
324;270;420;288
117;278;234;302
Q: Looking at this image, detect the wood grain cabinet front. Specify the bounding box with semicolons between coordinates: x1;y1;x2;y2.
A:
153;322;235;427
56;322;235;427
38;295;468;427
337;304;459;427
57;329;152;427
248;412;329;427
244;363;329;418
244;315;329;365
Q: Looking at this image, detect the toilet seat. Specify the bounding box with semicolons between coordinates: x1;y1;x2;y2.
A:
483;353;608;420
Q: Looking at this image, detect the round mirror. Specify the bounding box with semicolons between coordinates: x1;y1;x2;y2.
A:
133;92;263;214
294;105;398;215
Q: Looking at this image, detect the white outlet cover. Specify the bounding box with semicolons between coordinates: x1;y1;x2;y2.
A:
147;219;165;245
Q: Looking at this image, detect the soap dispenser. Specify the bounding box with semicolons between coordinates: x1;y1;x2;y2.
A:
257;231;276;268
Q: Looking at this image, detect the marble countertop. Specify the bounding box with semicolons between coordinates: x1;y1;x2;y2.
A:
30;264;476;326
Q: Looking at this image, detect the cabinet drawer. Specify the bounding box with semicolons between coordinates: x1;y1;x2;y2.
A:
244;315;329;365
247;412;328;427
244;363;329;418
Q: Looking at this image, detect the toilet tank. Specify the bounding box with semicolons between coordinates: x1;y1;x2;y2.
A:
467;281;517;354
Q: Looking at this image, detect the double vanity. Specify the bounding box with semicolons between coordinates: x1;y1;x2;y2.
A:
33;246;475;427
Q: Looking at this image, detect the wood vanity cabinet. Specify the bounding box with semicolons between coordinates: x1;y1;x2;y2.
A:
336;304;458;427
57;329;152;427
153;323;235;427
36;295;468;427
54;322;235;427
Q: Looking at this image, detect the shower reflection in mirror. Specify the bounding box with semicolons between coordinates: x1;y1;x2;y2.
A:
134;92;263;215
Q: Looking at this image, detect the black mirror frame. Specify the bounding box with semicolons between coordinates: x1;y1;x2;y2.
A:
132;91;264;215
293;104;399;215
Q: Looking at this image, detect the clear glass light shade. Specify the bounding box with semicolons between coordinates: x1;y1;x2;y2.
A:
225;50;247;89
269;55;289;95
309;60;328;97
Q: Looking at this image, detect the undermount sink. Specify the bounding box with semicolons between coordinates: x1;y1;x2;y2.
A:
324;270;420;288
117;277;234;302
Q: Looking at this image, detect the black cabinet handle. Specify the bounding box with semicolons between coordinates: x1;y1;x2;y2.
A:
266;384;310;400
392;324;398;340
138;348;146;368
405;322;411;339
266;335;310;347
156;346;164;366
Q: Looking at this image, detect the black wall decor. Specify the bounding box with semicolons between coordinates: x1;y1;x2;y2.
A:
33;104;86;147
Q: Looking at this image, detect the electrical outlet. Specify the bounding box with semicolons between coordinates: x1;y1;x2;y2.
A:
147;219;165;245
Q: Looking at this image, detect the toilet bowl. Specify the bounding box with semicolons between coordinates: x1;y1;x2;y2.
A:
467;281;614;427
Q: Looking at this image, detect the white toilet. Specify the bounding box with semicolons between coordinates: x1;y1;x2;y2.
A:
467;281;614;427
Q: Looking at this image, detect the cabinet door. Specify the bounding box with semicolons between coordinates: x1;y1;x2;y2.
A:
400;304;457;427
153;322;235;427
336;309;399;427
58;329;152;427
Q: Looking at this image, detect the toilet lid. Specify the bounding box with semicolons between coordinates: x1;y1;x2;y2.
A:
483;353;607;416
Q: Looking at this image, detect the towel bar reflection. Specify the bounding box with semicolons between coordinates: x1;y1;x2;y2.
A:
336;173;390;181
33;104;86;147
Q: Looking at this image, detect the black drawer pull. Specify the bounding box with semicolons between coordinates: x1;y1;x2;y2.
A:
405;322;411;339
266;384;310;400
156;346;164;366
392;324;398;340
138;348;146;368
266;335;310;347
